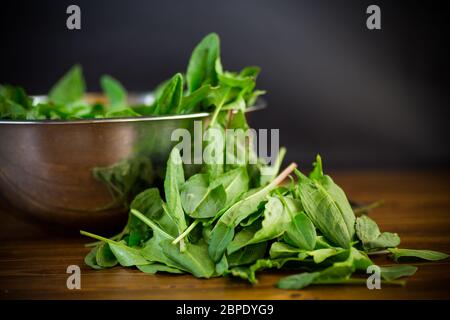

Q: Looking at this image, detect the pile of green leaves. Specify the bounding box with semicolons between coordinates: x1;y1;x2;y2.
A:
81;130;448;289
0;33;263;120
76;33;447;290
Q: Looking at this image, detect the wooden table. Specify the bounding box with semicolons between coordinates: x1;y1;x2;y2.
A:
1;171;449;300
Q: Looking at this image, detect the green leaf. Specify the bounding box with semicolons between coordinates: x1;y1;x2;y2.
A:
131;208;175;242
309;154;323;180
164;148;188;248
180;173;226;218
161;240;216;278
318;175;356;242
128;210;190;271
108;242;149;267
141;233;182;268
350;248;373;270
388;248;449;262
80;231;148;267
208;222;235;262
227;267;253;282
284;211;316;251
179;85;211;114
365;232;400;251
0;95;27;119
227;220;261;253
154;73;183;115
209;190;274;260
137;263;184;274
49;64;85;105
308;248;344;264
276;250;362;289
95;242;118;267
239;206;264;227
230;196;300;253
221;95;246;112
186;33;220;93
228;259;278;284
215;255;229;275
249;258;301;283
356;215;400;251
0;84;32;108
203;122;225;180
210;167;249;207
228;242;267;267
269;242;302;259
209;164;295;261
277;272;320;290
245;197;289;245
277;271;371;290
100;75;127;111
355;214;380;243
84;246;103;270
380;265;418;281
296;169;355;248
129;188;177;244
314;236;333;249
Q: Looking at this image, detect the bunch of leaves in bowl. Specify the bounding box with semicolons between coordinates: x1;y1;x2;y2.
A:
0;33;264;120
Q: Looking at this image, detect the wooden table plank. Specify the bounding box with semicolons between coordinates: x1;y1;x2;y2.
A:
1;170;449;300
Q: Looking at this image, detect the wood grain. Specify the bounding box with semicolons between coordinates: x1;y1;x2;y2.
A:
0;170;449;300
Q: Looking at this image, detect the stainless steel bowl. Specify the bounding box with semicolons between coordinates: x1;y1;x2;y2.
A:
0;93;264;231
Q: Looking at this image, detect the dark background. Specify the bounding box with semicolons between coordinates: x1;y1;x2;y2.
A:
1;0;448;169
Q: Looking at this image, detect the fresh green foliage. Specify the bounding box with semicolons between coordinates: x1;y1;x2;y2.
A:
388;248;449;262
1;33;263;120
153;73;183;115
81;149;448;288
186;33;220;93
49;64;85;105
164;148;188;251
295;165;355;248
75;34;446;291
356;215;400;251
380;265;417;281
180;173;226;219
208;167;293;262
95;242;118;268
84;246;103;270
100;75;127;110
80;230;148;267
284;212;316;251
277;272;321;290
0;85;32;119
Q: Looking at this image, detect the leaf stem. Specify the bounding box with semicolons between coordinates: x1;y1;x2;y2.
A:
80;230;111;243
130;209;174;240
84;226;128;247
271;162;298;187
172;220;200;245
209;88;231;127
367;249;389;256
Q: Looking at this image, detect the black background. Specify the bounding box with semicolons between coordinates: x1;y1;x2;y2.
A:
1;0;448;169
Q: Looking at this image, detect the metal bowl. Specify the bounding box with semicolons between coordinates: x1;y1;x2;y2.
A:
0;93;264;231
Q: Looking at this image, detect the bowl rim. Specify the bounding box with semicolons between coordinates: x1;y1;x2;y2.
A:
0;97;266;125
